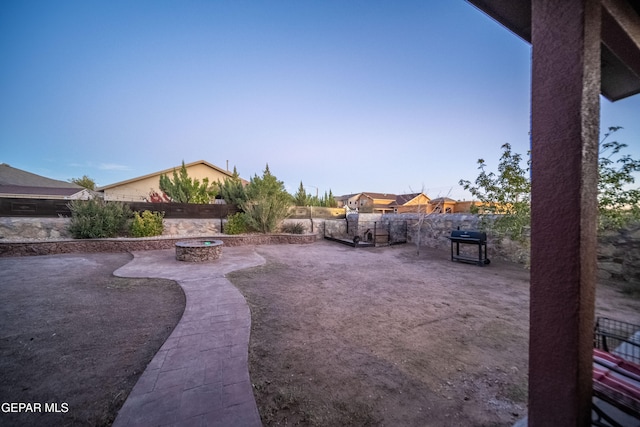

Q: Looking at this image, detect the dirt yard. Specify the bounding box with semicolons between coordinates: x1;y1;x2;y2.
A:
0;241;638;427
228;241;640;427
0;253;185;427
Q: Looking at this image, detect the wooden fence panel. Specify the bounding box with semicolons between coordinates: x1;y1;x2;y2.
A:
288;206;346;219
0;198;71;217
127;202;239;218
0;198;239;218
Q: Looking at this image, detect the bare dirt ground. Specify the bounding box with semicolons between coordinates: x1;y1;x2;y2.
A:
0;253;185;427
228;241;640;427
0;242;638;427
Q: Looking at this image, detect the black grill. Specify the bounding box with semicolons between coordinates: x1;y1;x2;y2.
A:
448;230;490;266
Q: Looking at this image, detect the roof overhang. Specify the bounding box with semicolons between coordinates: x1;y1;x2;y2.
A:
467;0;640;101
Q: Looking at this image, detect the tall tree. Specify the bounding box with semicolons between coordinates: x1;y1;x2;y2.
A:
598;127;640;229
293;181;309;206
70;175;96;190
459;127;640;235
242;164;292;233
219;166;247;206
159;161;217;204
326;189;338;208
459;143;531;241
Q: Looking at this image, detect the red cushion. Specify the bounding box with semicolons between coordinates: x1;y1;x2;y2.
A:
593;348;640;415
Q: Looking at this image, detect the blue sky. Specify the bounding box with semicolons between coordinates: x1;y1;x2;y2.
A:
2;1;639;200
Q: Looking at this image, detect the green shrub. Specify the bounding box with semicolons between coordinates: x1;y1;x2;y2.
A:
68;199;132;239
130;210;165;237
241;165;291;233
225;212;250;235
281;222;305;234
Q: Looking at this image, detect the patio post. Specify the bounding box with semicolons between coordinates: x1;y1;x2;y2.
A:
529;0;601;425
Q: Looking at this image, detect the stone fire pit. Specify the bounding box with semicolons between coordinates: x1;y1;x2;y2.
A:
175;240;223;262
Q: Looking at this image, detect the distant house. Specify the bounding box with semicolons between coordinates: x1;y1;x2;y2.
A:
453;200;485;213
336;192;397;213
394;193;431;214
99;160;244;202
428;197;457;214
335;193;361;210
337;192;431;214
0;163;90;199
358;193;397;213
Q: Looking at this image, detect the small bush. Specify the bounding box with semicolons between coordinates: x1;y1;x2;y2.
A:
68;199;132;239
281;222;305;234
225;212;250;235
130;210;165;237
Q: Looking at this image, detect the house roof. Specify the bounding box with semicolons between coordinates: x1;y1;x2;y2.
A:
395;193;427;205
336;193;360;200
98;160;237;190
0;185;81;197
360;192;397;201
0;163;83;197
0;163;81;189
338;192;431;207
429;197;457;204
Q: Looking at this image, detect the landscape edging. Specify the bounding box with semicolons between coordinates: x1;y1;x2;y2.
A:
0;234;316;257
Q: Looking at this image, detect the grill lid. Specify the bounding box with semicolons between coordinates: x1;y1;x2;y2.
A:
449;230;487;242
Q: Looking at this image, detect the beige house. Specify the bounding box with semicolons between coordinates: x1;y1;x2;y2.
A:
453;200;485;213
358;193;397;213
337;192;431;214
335;192;397;213
99;160;240;202
394;193;431;214
337;191;485;214
428;197;457;214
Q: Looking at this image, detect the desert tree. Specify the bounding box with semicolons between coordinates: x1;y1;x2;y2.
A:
293;181;310;206
241;164;292;233
598;126;640;229
459;127;640;237
410;187;449;256
159;161;217;204
70;175;96;190
459;143;531;241
219;166;247;206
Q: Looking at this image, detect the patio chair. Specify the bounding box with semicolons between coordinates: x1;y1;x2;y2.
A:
592;317;640;427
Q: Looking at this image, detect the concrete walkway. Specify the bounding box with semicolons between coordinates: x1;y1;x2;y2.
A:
111;246;265;427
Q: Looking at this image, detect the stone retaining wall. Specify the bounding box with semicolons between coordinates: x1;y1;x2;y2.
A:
0;217;226;241
2;215;638;283
0;234;316;257
597;221;640;283
0;216;342;242
322;213;640;283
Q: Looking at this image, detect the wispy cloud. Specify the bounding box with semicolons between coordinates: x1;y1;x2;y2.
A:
99;163;131;171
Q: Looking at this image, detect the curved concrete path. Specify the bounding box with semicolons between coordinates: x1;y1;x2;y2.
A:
111;246;265;427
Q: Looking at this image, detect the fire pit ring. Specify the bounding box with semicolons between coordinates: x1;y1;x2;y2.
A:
175;240;223;262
